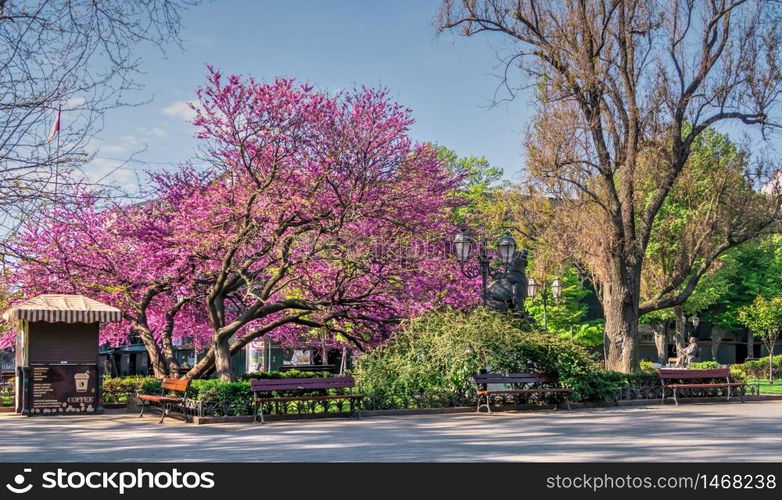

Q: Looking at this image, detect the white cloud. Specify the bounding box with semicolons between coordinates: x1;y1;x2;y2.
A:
79;157;138;189
99;144;129;154
140;126;167;138
161;101;196;121
65;97;86;109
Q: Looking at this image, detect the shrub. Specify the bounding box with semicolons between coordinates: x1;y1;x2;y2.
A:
243;370;330;380
733;355;782;379
353;308;617;407
187;371;336;416
189;379;253;416
639;360;656;372
689;361;721;370
102;376;160;403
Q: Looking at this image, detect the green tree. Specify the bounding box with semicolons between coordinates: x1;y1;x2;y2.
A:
437;146;505;228
524;267;602;347
737;296;782;382
439;1;782;373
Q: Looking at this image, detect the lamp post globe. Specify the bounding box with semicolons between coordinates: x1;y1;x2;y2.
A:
527;278;539;298
551;278;564;300
497;231;517;266
452;229;473;263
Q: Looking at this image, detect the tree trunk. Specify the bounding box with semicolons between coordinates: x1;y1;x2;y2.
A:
652;322;668;365
602;279;640;373
160;335;180;378
185;349;215;380
747;329;754;360
710;327;724;363
673;306;687;359
213;336;234;382
135;325;167;378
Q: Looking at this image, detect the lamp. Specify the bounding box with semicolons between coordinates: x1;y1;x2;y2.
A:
551;278;563;300
452;229;473;263
527;278;540;298
497;231;517;265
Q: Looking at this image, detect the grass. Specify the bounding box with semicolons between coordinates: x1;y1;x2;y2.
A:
749;379;782;395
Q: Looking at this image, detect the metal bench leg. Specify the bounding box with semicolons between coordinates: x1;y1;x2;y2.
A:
673;388;678;406
138;399;146;417
477;394;491;414
253;401;260;423
564;396;571;411
158;403;168;424
740;386;745;403
660;386;665;405
727;385;731;401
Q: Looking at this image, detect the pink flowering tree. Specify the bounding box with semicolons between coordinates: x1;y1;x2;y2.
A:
4;70;476;381
5;171;213;378
179;70;471;380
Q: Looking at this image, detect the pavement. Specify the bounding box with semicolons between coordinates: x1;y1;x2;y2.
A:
1;401;781;462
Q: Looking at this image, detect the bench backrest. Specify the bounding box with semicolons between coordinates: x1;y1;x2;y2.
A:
656;367;730;380
251;376;354;392
473;372;558;385
161;377;190;393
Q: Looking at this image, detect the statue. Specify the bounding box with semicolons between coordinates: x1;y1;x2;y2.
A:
485;249;529;315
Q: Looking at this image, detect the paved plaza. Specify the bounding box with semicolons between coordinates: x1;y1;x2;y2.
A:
1;401;781;462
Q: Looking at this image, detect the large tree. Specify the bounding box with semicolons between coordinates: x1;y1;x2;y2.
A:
738;295;782;381
439;0;782;372
181;71;469;380
4;73;474;381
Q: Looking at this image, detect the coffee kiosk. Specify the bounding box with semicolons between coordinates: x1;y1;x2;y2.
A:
2;294;122;415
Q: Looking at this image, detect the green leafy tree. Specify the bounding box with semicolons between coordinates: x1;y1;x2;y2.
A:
436;146;504;226
737;296;782;382
439;1;782;373
524;267;602;346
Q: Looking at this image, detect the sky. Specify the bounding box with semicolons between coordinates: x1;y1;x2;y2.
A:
84;0;533;189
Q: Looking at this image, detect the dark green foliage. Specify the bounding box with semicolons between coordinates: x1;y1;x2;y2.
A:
102;376;160;403
243;370;331;380
352;308;618;406
733;355;782;380
189;380;253;416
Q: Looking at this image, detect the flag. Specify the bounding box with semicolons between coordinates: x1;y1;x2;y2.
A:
45;105;61;144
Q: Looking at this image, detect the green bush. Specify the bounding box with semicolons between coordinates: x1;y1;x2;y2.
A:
102;376;160;403
689;361;721;370
189;371;339;416
243;370;331;380
639;360;656;372
353;308;618;407
189;380;253;416
733;355;782;379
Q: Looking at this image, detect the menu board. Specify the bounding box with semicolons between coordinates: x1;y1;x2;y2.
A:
29;365;97;415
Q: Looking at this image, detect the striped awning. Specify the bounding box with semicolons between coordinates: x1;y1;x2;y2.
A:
2;294;123;324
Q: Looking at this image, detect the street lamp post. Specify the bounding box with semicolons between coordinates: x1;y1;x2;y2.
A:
526;277;563;331
452;229;519;307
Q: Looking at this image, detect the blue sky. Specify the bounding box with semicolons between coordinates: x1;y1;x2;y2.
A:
84;0;532;189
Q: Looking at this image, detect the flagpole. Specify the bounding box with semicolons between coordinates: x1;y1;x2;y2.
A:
54;104;61;200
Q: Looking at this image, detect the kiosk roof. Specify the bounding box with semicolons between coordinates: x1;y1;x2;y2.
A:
2;294;122;323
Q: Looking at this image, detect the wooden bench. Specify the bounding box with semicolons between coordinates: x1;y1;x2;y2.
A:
251;376;362;424
473;372;572;413
657;367;746;406
137;377;191;423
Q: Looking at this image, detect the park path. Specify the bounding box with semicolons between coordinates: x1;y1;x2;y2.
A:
1;401;780;462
